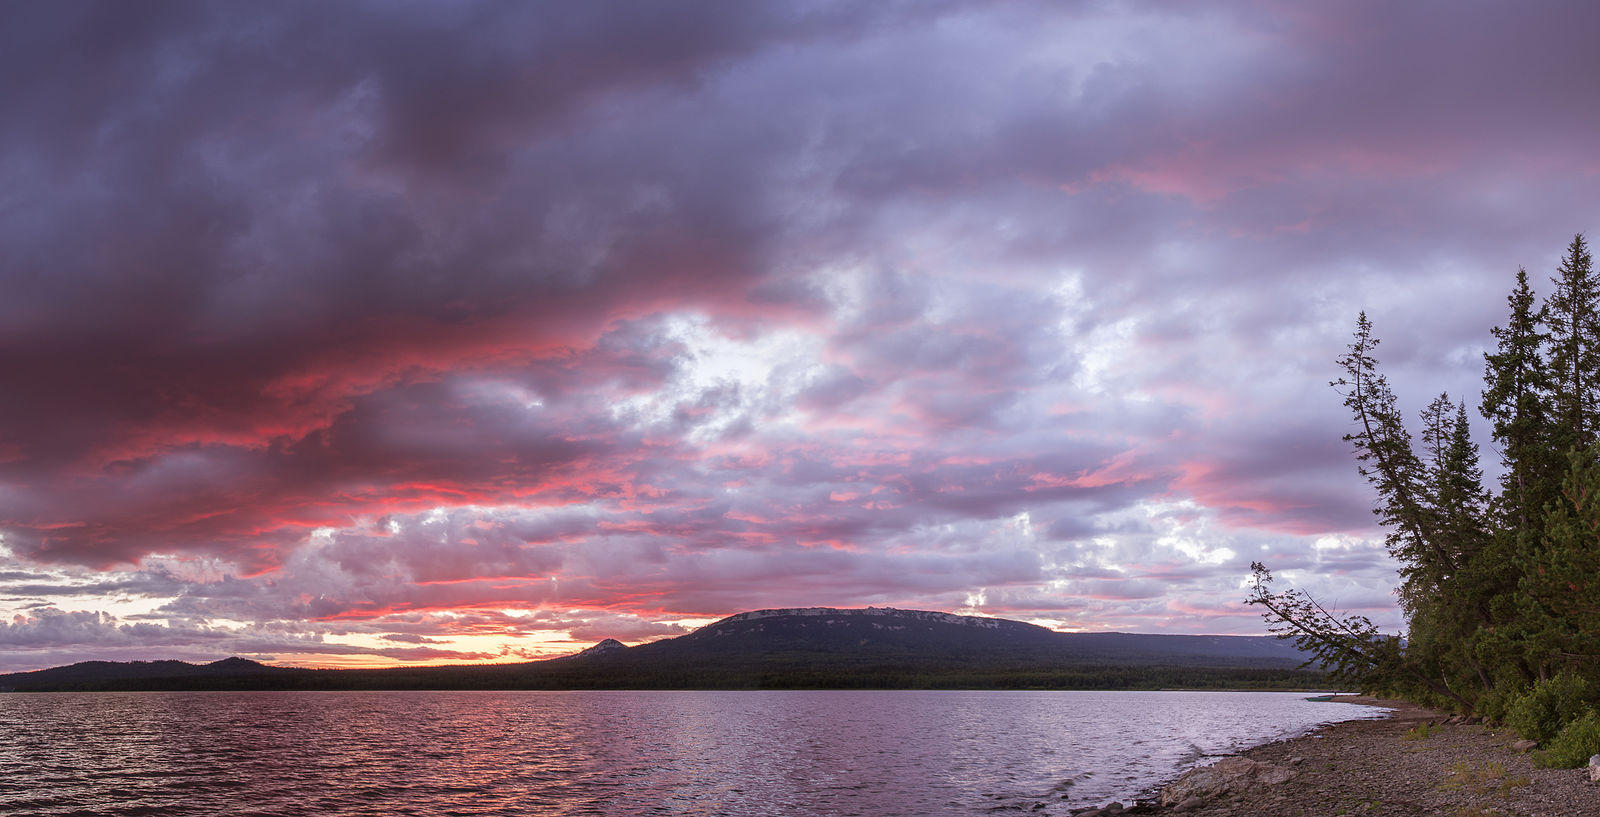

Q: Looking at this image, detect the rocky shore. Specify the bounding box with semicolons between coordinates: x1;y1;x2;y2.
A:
1082;696;1596;817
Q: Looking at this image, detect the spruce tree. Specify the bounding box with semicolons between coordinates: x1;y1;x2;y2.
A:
1475;268;1560;688
1544;234;1599;451
1481;267;1557;531
1409;395;1493;691
1252;239;1600;734
1333;315;1453;607
1419;395;1487;561
1520;448;1600;683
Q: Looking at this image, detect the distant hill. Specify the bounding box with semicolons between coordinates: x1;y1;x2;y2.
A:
0;657;307;692
0;607;1323;692
626;607;1311;665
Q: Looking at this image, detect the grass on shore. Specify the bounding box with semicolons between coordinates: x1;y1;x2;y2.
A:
1437;760;1529;799
1402;721;1440;741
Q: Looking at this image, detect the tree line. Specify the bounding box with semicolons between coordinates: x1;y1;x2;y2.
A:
1250;234;1600;767
1;655;1328;694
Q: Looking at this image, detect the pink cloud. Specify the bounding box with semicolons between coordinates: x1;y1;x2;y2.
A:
10;0;1590;669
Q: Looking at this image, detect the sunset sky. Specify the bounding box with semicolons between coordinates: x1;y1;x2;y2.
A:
4;1;1600;672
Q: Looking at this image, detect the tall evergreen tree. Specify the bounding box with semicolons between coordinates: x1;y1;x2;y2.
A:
1405;394;1493;691
1475;268;1560;688
1254;239;1600;741
1437;399;1487;563
1544;234;1599;451
1519;448;1600;683
1332;314;1453;607
1417;395;1487;572
1481;267;1557;530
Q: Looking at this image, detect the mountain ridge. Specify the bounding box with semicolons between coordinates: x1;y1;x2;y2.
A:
0;606;1322;692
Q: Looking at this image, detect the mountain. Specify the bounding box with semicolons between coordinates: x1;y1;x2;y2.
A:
624;607;1309;666
567;638;628;659
0;607;1322;692
0;657;306;692
640;607;1063;655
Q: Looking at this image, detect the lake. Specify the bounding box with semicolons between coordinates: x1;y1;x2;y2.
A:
0;689;1389;816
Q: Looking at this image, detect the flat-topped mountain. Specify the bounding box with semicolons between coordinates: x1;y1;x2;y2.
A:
639;606;1059;654
605;607;1309;665
0;607;1321;692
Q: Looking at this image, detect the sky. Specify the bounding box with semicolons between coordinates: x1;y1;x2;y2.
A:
4;1;1600;672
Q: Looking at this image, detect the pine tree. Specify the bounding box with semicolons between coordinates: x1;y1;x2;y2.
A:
1474;268;1560;688
1443;401;1488;571
1247;562;1462;704
1413;396;1494;692
1252;240;1600;734
1544;234;1599;451
1481;267;1557;531
1515;449;1600;684
1332;314;1453;607
1419;396;1487;559
1329;318;1480;701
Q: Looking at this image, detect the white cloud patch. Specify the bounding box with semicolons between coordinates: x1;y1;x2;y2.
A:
5;1;1585;670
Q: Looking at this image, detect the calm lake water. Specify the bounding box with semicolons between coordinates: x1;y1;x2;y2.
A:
0;690;1389;816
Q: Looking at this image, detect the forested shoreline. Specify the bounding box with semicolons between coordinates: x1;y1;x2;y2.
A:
1250;234;1600;768
0;660;1326;694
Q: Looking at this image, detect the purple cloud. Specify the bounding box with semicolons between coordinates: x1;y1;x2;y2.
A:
0;1;1590;670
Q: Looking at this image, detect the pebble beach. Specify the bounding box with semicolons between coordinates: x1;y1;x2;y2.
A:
1113;696;1597;817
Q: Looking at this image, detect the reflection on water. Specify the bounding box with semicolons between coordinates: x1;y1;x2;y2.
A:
0;690;1387;816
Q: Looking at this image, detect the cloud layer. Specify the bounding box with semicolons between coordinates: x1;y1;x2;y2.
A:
3;1;1597;670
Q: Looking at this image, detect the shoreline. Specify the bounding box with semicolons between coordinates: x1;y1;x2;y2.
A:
1114;696;1595;816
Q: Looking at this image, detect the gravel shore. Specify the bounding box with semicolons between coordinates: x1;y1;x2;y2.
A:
1126;696;1596;817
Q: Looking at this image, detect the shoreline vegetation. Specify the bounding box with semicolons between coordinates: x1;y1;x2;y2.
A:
1247;235;1600;771
0;659;1327;693
1113;697;1596;816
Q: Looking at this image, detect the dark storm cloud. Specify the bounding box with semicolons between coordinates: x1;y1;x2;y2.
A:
5;1;1600;668
0;0;955;472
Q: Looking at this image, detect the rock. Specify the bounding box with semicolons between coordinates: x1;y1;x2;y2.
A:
1512;739;1539;752
1074;804;1123;816
1290;757;1304;766
1160;757;1297;807
1588;754;1600;783
1173;796;1206;812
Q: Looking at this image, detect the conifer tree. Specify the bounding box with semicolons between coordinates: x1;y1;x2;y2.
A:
1544;234;1599;450
1252;239;1600;738
1332;314;1453;607
1420;396;1487;558
1410;395;1494;691
1519;448;1600;683
1474;267;1561;689
1481;267;1556;531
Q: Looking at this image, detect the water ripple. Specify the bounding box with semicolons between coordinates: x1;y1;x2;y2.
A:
0;690;1386;816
